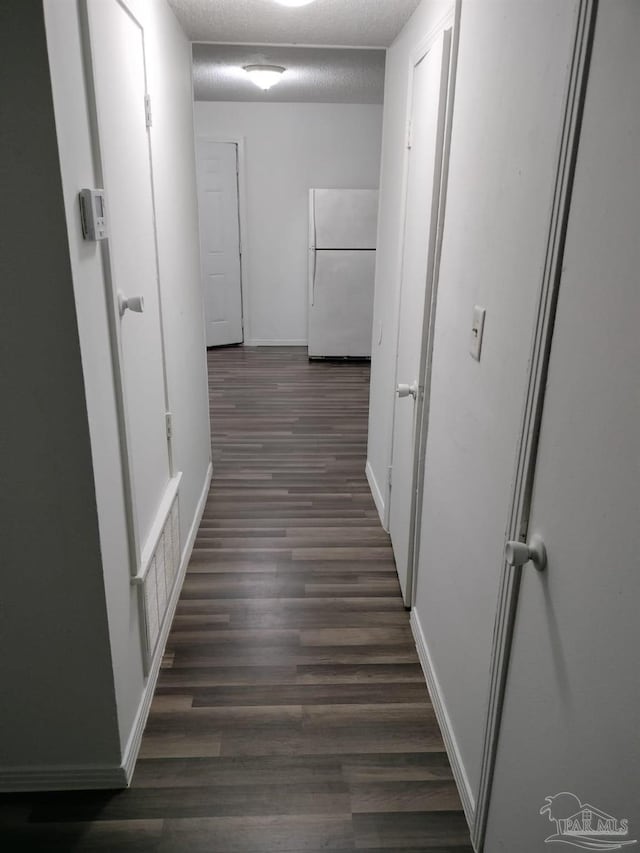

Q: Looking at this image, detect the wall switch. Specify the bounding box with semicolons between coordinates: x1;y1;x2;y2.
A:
469;305;486;361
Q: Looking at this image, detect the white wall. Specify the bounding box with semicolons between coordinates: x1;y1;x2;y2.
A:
40;0;210;777
366;0;452;520
194;101;383;345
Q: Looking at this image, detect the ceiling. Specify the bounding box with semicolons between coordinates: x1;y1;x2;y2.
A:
192;44;386;103
168;0;421;47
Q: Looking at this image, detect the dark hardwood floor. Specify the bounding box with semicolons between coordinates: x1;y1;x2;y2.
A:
1;347;472;851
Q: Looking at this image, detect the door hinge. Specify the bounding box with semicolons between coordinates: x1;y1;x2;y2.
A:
388;465;393;491
406;119;412;150
165;411;173;441
144;94;153;128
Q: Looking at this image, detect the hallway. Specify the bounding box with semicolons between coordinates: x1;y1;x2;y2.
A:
3;347;471;851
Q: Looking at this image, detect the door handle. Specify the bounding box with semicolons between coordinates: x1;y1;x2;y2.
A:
505;534;547;571
309;248;317;306
118;292;145;317
397;381;418;399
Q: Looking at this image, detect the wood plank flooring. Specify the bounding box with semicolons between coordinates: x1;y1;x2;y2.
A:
1;347;472;851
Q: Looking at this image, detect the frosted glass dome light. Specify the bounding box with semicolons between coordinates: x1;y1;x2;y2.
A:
243;65;286;90
274;0;316;7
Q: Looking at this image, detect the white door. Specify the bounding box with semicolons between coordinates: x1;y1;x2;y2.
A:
485;3;640;847
389;30;452;604
196;140;243;347
86;0;171;557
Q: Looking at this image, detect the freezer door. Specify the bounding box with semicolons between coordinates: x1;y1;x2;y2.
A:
312;189;379;249
308;250;376;357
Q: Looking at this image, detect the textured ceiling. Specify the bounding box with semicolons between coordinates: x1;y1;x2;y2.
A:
168;0;421;47
192;44;385;103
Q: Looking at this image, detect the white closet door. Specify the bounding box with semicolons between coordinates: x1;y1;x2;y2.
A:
196;140;243;347
86;0;170;557
389;30;451;604
485;3;640;846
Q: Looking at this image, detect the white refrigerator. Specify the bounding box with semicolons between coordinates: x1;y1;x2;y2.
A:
308;188;378;358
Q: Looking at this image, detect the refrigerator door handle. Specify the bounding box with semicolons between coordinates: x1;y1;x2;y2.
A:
309;189;317;306
309;248;317;306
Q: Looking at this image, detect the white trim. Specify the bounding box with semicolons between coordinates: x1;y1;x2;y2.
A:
195;134;251;344
245;339;307;347
410;609;476;834
121;460;212;784
365;459;387;529
131;471;182;585
0;764;127;793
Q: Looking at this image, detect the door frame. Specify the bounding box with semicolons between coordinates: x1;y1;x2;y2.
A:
193;134;250;346
472;1;598;848
386;1;461;606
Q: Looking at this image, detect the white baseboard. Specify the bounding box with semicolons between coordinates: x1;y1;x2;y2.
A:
365;459;387;530
121;461;212;784
245;339;307;347
410;609;476;835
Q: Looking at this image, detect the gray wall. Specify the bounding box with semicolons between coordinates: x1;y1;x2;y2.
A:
0;0;120;770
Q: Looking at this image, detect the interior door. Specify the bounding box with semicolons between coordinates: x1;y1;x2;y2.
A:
485;3;640;846
86;0;171;557
196;140;243;347
389;29;452;604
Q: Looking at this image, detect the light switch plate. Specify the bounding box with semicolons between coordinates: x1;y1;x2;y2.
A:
470;305;486;361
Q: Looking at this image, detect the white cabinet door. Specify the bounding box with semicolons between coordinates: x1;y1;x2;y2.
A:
196;140;243;347
485;3;640;847
389;30;452;604
86;0;170;558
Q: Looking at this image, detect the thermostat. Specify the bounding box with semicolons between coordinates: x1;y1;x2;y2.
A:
79;188;108;241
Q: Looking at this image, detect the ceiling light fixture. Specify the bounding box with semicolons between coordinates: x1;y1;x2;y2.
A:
243;64;286;90
274;0;316;7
